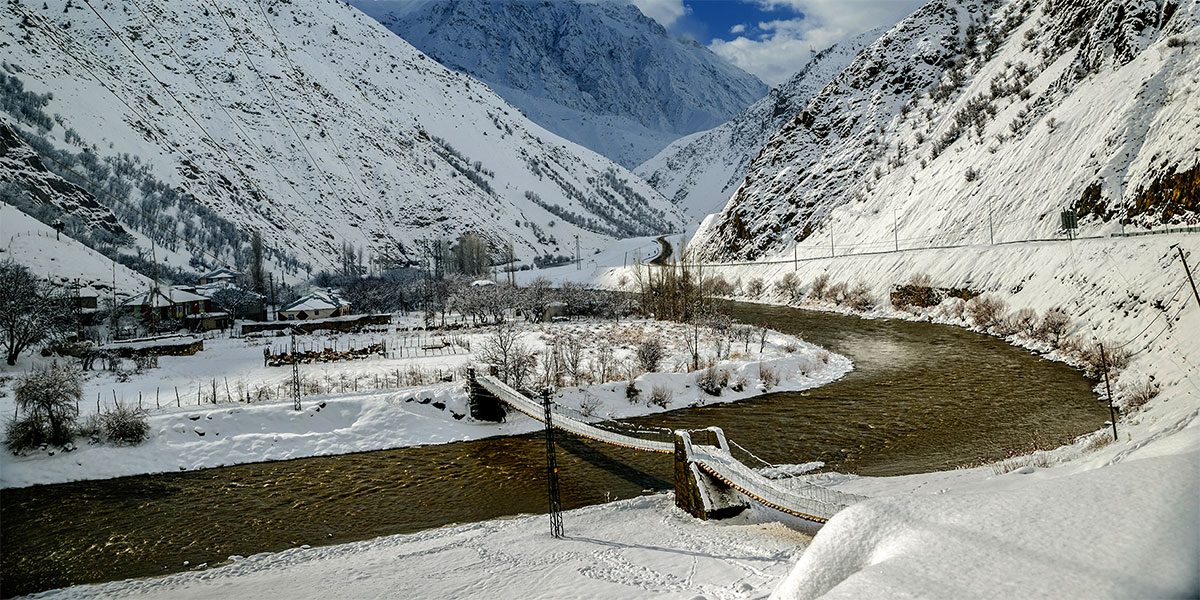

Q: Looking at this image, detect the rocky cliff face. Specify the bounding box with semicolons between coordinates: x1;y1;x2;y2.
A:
637;28;884;221
693;0;1199;261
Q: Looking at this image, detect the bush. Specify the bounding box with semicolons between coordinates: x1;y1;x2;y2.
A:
1122;378;1159;411
826;281;848;304
1037;307;1071;346
759;364;779;390
696;365;727;396
966;295;1008;331
76;412;103;442
6;365;81;451
809;274;830;300
636;336;666;373
774;272;803;303
578;392;601;418
4;415;46;454
730;377;747;392
625;380;641;403
1008;308;1040;337
745;277;765;298
649;385;673;408
101;404;150;446
845;282;875;311
1077;341;1130;380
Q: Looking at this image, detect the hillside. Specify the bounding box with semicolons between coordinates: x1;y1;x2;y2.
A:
637;28;884;221
693;0;1200;261
361;0;768;168
0;0;686;277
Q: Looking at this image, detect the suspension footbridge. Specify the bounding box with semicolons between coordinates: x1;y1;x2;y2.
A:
474;374;865;524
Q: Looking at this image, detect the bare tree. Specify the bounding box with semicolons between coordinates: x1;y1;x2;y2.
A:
0;262;77;365
478;321;534;387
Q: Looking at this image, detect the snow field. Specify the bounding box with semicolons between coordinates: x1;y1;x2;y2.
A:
0;318;850;488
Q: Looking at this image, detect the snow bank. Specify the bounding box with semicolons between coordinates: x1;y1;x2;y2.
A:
32;494;810;600
774;447;1200;599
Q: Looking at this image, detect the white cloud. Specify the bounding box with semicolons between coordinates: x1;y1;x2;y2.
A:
630;0;688;27
710;0;926;85
729;23;747;34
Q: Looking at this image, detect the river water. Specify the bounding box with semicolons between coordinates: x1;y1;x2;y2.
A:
0;304;1106;596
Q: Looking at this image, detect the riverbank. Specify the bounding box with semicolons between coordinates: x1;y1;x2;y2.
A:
598;233;1200;598
0;322;850;489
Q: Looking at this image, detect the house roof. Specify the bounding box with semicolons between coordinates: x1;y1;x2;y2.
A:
121;286;209;308
280;290;350;313
200;267;241;280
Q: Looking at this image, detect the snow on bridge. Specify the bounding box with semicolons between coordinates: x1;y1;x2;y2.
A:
477;375;865;524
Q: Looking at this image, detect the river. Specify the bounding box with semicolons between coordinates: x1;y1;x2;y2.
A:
0;303;1106;596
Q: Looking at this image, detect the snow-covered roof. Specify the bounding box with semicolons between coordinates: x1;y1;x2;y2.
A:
200;267;241;280
280;290;350;313
121;286;209;308
471;279;497;287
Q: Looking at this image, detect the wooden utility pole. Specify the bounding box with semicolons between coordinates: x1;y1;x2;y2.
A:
291;330;302;411
1178;246;1200;309
1100;343;1118;441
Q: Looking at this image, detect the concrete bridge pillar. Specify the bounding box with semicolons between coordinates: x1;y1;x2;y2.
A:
466;366;506;422
673;428;748;520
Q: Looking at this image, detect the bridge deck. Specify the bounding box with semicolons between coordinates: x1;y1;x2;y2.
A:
478;376;673;453
477;375;864;522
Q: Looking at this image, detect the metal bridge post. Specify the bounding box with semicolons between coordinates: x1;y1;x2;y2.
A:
542;388;564;538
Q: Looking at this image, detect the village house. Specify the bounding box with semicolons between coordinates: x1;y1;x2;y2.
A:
197;267;241;287
121;286;213;323
278;289;352;321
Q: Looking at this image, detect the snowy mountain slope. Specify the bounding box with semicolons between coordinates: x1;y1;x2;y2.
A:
360;0;768;168
694;0;1200;261
0;204;150;296
637;28;884;222
0;0;685;274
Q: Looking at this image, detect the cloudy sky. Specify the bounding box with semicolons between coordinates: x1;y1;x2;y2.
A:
632;0;927;84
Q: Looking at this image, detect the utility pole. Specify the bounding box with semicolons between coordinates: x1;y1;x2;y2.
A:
269;272;276;321
1100;343;1118;441
829;221;835;258
1178;246;1200;309
574;234;581;271
541;388;564;538
987;196;995;245
793;243;797;271
291;330;302;412
893;208;899;252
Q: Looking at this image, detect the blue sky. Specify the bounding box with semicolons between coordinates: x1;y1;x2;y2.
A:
630;0;927;85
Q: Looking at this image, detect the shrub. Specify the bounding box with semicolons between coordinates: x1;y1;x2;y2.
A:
703;274;734;297
1037;307;1071;346
6;365;81;451
1122;378;1159;411
625;380;641;403
1008;308;1040;337
966;295;1008;331
745;278;765;298
76;412;103;442
101;404;150;446
826;281;849;304
758;364;779;390
635;336;666;373
730;377;747;392
845;282;875;311
578;392;602;418
649;385;673;408
774;272;803;303
696;365;728;396
1077;341;1130;380
809;274;830;300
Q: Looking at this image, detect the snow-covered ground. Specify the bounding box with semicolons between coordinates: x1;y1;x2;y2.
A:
1;319;850;488
23;494;813;600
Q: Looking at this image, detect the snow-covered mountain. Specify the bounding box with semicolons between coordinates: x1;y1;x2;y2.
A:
359;0;768;168
693;0;1200;261
637;28;884;221
0;0;686;277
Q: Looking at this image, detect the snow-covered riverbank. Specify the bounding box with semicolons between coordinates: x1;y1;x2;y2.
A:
1;322;850;488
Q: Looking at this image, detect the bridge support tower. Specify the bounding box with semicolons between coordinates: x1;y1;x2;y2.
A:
466;366;507;422
673;427;748;520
